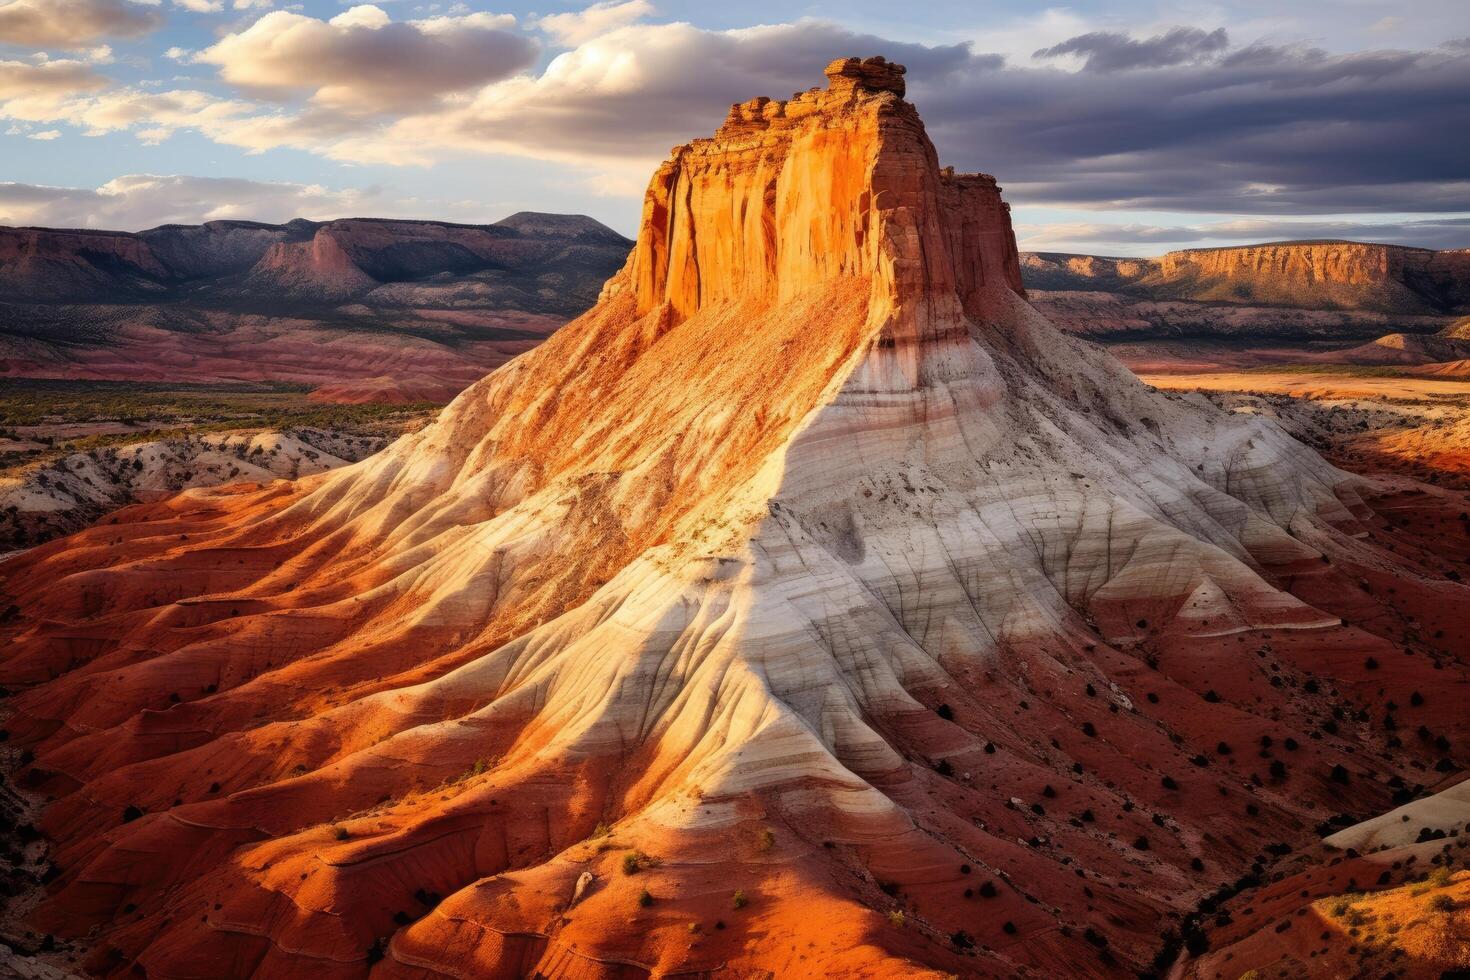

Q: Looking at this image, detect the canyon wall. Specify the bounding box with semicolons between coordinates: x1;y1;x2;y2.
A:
1024;242;1470;315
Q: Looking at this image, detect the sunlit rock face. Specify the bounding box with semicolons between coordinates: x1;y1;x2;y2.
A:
3;56;1469;980
1023;242;1470;316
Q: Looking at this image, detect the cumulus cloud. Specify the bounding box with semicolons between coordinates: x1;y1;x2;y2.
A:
0;173;403;228
0;0;162;49
4;11;1468;223
172;0;222;12
533;0;654;46
1033;27;1230;72
0;57;108;100
192;5;536;111
365;20;975;164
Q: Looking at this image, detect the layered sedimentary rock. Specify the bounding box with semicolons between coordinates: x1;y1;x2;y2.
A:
2;56;1469;979
0;214;632;401
1024;243;1470;316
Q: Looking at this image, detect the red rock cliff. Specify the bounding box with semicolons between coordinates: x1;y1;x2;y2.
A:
625;56;1024;326
1149;241;1470;312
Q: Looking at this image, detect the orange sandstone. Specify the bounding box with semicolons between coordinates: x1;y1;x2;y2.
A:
1;56;1468;979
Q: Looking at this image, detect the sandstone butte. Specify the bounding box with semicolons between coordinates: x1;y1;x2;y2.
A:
3;56;1470;979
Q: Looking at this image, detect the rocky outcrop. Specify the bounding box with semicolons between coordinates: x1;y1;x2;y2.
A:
627;57;1022;324
0;428;386;551
1023;242;1470;317
1;56;1467;980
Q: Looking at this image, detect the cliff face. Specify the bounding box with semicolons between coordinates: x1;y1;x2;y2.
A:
2;56;1468;980
1149;241;1467;312
1023;241;1470;315
0;227;174;300
628;57;1023;327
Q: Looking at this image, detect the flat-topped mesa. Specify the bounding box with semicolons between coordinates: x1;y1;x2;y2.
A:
624;56;1023;322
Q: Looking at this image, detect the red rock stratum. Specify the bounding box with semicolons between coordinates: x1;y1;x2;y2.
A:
2;56;1468;979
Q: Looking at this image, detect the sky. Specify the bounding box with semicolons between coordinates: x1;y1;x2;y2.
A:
0;0;1467;254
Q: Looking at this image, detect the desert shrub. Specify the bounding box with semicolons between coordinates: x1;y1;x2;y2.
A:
732;889;748;909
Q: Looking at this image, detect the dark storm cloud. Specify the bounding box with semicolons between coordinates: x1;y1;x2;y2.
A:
429;21;1469;219
1033;27;1229;72
906;38;1470;215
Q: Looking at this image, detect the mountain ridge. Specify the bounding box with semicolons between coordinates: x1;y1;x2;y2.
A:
0;211;631;305
1022;240;1470;315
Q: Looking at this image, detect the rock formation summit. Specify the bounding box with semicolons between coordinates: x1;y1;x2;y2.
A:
3;56;1468;978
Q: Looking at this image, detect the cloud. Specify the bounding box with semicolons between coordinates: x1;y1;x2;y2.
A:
0;173;406;228
363;20;975;164
0;57;108;100
192;5;536;111
172;0;222;12
1034;27;1230;72
4;11;1467;222
0;0;162;49
0;85;261;144
915;40;1470;214
533;0;654;47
